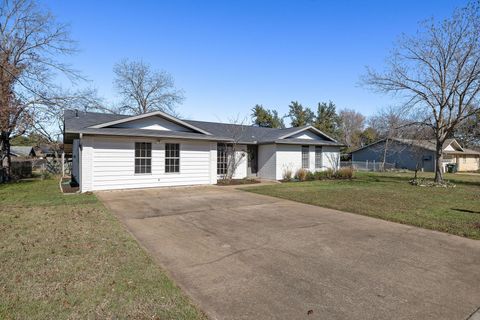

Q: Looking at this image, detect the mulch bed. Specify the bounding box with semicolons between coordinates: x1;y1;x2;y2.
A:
217;179;261;186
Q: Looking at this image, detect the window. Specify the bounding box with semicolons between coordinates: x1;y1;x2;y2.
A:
165;143;180;173
135;142;152;174
302;145;309;169
315;146;322;169
463;155;467;163
217;144;228;175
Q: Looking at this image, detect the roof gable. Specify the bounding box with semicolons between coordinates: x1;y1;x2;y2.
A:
89;111;212;135
278;126;337;142
10;146;35;157
443;139;463;152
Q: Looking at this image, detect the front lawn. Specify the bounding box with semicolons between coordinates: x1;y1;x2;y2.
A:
0;179;206;319
243;172;480;239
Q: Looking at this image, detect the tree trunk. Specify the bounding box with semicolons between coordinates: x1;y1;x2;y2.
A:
382;138;389;167
0;131;11;181
434;140;444;183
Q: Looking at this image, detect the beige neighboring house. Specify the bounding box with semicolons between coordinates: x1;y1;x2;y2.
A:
442;139;480;172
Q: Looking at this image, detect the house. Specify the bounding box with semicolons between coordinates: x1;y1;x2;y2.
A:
63;110;342;192
35;145;58;159
10;146;37;158
350;138;480;172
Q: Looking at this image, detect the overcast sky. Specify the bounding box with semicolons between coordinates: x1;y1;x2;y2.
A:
43;0;465;123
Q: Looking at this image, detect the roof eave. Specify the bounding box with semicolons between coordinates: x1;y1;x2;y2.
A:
262;140;344;147
65;129;233;142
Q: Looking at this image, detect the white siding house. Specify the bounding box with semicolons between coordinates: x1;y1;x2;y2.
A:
64;110;342;192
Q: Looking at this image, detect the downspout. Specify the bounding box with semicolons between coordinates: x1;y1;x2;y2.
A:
79;133;83;192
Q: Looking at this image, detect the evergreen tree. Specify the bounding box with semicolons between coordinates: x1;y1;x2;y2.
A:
251;105;285;128
287;101;314;127
313;101;340;138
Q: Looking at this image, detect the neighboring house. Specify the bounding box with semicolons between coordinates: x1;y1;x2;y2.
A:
350;138;480;172
63;110;342;192
35;145;57;159
10;146;37;158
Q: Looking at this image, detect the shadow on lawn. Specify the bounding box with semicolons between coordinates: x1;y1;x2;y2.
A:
452;208;480;214
363;173;480;187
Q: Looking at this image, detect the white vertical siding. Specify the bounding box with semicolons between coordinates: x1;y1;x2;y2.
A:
209;142;218;184
258;144;276;180
322;146;340;170
309;146;315;171
81;136;94;192
274;144;341;179
80;136;215;191
232;145;248;179
275;144;302;180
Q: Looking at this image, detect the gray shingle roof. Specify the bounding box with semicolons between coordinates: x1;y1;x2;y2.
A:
10;146;35;157
64;110;341;146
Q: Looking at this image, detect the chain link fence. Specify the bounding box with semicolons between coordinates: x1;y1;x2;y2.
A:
340;161;396;172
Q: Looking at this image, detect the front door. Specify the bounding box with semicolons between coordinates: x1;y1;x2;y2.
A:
247;145;258;176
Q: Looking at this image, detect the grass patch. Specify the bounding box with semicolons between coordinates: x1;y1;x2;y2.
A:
243;172;480;240
0;179;206;319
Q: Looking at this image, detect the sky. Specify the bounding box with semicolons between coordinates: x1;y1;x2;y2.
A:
42;0;465;123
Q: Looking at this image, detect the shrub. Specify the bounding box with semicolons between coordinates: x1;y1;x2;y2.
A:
306;171;315;181
335;167;355;179
313;171;324;180
282;168;293;181
295;168;308;182
324;169;335;179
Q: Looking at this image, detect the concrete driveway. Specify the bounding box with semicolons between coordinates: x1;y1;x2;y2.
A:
97;186;480;320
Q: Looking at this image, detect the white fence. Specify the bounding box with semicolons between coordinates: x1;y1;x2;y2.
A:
340;161;396;172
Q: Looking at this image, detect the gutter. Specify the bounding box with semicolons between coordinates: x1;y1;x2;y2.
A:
65;130;233;143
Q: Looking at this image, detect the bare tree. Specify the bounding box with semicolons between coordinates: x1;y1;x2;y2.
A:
31;88;103;174
454;111;480;148
404;128;437;181
368;106;408;166
218;117;248;182
113;59;184;115
364;1;480;183
0;0;84;180
338;108;365;150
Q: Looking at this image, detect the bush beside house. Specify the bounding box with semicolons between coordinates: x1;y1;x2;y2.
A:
290;167;355;182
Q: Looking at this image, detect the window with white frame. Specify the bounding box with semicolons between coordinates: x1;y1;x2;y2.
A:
302;145;309;169
315;146;322;169
135;142;152;174
217;144;228;175
165;143;180;173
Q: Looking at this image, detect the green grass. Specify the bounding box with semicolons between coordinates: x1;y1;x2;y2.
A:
0;179;206;320
243;172;480;240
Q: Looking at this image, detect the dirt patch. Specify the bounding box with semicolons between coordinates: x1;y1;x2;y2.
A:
60;178;79;193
